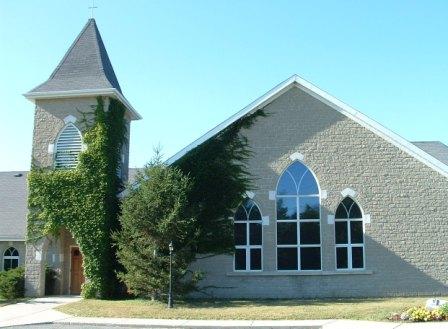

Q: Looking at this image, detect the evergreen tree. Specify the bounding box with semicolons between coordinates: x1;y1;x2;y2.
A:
115;158;200;298
116;110;266;298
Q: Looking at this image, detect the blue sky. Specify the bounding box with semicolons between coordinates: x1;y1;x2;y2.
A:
1;0;447;171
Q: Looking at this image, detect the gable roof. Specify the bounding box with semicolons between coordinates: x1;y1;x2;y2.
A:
167;75;448;179
413;141;448;166
24;19;141;120
0;172;28;241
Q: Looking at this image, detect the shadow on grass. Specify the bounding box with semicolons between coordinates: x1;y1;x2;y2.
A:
129;296;434;309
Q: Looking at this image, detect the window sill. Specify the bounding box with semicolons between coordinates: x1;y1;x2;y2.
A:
226;270;373;276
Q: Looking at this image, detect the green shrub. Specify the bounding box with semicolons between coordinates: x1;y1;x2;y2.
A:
0;267;25;299
440;304;448;319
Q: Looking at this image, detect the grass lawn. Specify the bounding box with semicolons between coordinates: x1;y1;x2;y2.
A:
57;296;447;321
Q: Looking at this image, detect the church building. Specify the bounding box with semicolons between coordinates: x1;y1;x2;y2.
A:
0;18;447;298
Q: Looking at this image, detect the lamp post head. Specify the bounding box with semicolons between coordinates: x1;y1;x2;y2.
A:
169;241;173;253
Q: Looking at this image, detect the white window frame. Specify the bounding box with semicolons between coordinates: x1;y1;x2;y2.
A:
3;247;19;271
275;161;322;271
54;123;83;170
334;198;366;271
234;201;263;272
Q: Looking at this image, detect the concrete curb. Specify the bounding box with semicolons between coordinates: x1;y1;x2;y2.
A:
55;317;333;328
53;317;448;329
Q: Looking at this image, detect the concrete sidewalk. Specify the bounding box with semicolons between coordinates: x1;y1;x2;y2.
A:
0;296;79;327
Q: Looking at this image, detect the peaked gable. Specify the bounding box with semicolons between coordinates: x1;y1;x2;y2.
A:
167;75;448;178
29;19;121;94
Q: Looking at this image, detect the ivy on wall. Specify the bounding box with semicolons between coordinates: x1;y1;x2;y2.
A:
27;97;126;298
28;93;267;298
173;109;267;255
115;109;267;298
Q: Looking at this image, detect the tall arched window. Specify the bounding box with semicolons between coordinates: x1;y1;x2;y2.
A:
234;198;262;271
276;161;321;270
335;197;365;269
54;123;83;169
3;247;19;271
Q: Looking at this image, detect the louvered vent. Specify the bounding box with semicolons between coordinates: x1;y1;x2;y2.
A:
54;123;83;169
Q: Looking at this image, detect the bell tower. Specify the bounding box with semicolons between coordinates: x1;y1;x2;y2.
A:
25;18;141;176
23;19;141;296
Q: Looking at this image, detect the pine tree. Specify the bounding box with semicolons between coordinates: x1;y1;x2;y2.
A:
115;159;200;299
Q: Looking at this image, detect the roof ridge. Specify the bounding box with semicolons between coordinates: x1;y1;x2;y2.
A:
90;19;122;92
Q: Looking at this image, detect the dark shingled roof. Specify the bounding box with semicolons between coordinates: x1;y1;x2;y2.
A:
29;19;121;94
412;141;448;166
0;169;142;241
128;168;143;185
0;172;28;240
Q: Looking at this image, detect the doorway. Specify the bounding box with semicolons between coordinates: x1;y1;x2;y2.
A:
70;246;85;295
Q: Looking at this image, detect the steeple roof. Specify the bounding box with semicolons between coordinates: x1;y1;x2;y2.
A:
25;19;141;120
30;19;121;93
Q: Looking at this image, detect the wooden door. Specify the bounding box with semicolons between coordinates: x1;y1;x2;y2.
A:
70;247;85;295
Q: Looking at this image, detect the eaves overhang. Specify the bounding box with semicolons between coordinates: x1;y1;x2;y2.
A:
24;88;142;121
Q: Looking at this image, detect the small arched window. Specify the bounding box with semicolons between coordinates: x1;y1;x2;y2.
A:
54;123;83;169
276;161;321;271
234;198;262;271
335;197;365;270
3;247;19;271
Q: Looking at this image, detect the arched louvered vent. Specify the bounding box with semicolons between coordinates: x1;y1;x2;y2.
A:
54;123;83;169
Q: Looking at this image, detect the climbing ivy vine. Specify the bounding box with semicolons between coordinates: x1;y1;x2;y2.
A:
173;109;267;254
27;97;126;298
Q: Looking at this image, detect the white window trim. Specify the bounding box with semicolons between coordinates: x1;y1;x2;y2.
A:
234;201;263;272
334;199;366;271
289;152;304;161
3;247;19;270
63;115;77;124
53;123;83;170
275;161;322;271
244;191;255;199
341;188;357;198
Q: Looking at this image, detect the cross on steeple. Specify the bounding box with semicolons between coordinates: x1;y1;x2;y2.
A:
88;0;98;19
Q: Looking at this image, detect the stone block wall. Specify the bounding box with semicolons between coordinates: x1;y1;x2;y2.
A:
191;87;448;298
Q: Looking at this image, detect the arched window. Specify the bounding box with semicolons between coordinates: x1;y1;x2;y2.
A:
3;247;19;271
234;198;262;271
335;197;365;269
54;123;83;169
276;161;321;270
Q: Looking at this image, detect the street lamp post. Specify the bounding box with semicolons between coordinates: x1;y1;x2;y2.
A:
168;241;173;308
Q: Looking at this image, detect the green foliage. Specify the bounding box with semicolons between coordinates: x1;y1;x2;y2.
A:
115;157;200;298
173;110;266;254
27;97;126;298
0;267;24;299
440;304;448;318
115;110;265;298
